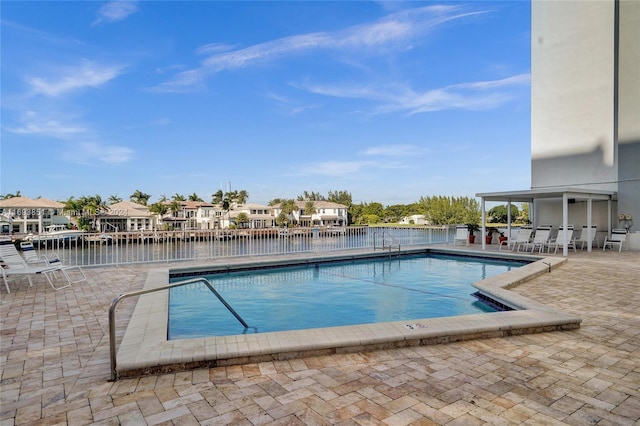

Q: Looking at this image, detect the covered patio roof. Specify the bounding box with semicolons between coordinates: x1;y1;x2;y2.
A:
476;187;617;203
476;187;617;256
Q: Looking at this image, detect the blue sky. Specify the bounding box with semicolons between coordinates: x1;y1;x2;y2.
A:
1;1;531;206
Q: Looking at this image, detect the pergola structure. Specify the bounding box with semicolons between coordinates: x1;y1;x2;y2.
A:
476;187;617;256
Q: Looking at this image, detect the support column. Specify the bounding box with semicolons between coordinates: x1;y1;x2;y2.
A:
481;198;486;250
587;196;593;252
562;193;569;257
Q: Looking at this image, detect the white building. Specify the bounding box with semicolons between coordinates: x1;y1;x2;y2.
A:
97;201;155;232
0;196;69;234
478;0;640;253
272;201;348;227
157;201;218;230
399;215;427;225
228;203;274;229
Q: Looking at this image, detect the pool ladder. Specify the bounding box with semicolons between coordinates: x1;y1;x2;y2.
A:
373;230;401;253
108;277;249;381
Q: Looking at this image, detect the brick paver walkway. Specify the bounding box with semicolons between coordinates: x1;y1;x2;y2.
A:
1;249;639;425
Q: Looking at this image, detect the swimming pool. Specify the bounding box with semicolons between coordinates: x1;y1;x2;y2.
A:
168;254;525;339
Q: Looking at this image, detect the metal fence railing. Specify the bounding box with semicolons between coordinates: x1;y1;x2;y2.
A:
9;226;455;267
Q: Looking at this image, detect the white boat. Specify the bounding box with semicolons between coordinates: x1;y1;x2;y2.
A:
27;225;86;245
83;233;114;245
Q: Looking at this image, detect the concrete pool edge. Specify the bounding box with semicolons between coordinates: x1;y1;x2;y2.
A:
115;248;580;378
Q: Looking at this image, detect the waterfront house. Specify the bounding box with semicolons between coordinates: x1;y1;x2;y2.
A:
272;201;348;227
96;201;155;232
400;215;427;225
159;201;217;230
227;203;275;229
0;196;68;235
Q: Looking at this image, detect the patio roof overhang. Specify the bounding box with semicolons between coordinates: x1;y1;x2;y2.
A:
476;187;617;203
475;187;618;256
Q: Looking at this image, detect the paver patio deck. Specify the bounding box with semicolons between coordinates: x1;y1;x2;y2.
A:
1;246;639;425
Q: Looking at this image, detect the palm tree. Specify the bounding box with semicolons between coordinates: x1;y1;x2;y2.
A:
236;190;249;204
108;195;122;204
188;192;203;202
149;202;168;216
130;190;151;206
278;199;297;227
303;201;316;227
169;200;182;217
0;190;21;200
212;190;233;228
172;193;186;201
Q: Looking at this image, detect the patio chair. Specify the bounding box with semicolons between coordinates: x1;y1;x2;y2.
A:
602;229;627;252
19;241;87;286
499;226;533;251
575;225;599;249
453;225;469;246
545;225;576;254
0;240;60;293
518;225;553;253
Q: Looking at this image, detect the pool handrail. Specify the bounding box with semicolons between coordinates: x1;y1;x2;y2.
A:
108;277;249;381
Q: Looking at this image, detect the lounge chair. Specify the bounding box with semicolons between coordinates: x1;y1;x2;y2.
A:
499;226;533;251
0;240;60;293
453;225;469;246
575;225;599;249
602;229;627;252
518;225;553;253
19;241;87;287
545;225;576;254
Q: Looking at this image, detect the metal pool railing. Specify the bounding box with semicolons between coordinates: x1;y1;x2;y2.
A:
14;225;455;267
108;277;249;381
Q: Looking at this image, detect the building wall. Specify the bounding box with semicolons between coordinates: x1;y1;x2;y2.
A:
531;0;617;192
617;0;640;222
531;0;640;247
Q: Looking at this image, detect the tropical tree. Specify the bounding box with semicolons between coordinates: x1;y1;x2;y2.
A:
188;192;203;202
212;190;234;228
0;191;21;200
277;199;297;227
167;200;181;218
268;198;285;206
130;190;151;206
417;195;480;225
297;191;325;201
487;204;520;224
149;201;168;216
108;195;122;204
236;190;249;204
172;193;186;201
327;190;352;208
303;201;316;226
235;212;250;228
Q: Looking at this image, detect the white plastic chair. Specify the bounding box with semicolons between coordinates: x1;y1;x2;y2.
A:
576;225;599;249
19;241;87;287
519;225;553;253
453;225;469;246
602;229;627;252
500;226;533;251
545;225;576;254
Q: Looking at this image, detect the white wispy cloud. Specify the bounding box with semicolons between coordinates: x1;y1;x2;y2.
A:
361;144;429;156
292;160;376;177
5;111;86;137
62;142;135;165
93;1;138;25
302;73;530;115
4;111;134;166
153;5;485;92
26;60;125;97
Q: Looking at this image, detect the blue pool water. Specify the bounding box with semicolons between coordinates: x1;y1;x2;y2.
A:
168;254;525;339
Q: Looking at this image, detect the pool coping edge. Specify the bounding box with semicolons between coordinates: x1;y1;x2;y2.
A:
115;249;580;378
